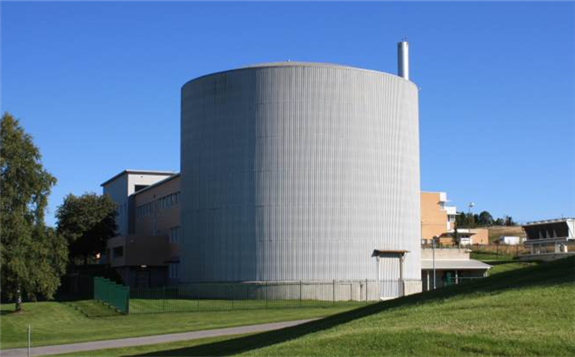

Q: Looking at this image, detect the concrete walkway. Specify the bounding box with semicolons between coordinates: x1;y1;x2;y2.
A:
1;318;317;357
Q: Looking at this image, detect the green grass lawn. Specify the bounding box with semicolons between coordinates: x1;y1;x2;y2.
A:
470;251;514;262
129;298;361;314
53;334;255;357
73;257;575;356
488;261;539;275
0;300;360;349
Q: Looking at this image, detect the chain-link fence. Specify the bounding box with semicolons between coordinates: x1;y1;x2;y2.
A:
66;278;418;315
470;244;529;260
128;280;405;314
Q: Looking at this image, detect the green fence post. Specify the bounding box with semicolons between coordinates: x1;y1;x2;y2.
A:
163;286;166;312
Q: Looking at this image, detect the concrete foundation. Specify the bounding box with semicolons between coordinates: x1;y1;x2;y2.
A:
177;280;422;302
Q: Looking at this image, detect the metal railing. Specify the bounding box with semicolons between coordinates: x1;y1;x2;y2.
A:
128;280;402;314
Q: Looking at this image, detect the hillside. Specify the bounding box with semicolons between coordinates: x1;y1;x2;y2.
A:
131;257;573;357
233;257;574;357
487;225;525;243
0;302;357;349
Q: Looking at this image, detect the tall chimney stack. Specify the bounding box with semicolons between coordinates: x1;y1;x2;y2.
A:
397;41;409;80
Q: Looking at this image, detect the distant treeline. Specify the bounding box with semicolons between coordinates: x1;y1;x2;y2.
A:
456;211;516;228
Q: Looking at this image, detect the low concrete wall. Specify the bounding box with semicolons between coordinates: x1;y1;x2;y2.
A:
177;280;422;302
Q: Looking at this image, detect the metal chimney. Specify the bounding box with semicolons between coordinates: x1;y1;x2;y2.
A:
397;41;409;80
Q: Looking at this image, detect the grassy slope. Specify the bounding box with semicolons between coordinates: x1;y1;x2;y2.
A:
88;257;575;357
488;261;538;275
241;257;575;357
487;226;525;243
0;301;360;349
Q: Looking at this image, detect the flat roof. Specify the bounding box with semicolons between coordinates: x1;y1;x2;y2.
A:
183;61;416;90
372;249;410;256
441;231;476;237
421;259;491;270
101;169;176;187
524;218;575;226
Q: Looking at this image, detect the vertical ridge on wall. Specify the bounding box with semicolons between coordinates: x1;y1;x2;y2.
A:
181;63;420;284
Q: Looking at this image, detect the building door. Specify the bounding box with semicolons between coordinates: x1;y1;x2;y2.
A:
136;269;151;288
377;255;402;299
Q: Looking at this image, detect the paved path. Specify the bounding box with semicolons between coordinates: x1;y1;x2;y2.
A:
1;318;317;357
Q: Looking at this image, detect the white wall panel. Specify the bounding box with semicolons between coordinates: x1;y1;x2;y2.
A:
181;63;421;283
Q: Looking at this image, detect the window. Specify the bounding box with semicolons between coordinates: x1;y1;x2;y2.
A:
158;192;181;211
136;202;153;218
169;263;179;279
134;185;148;192
113;246;124;258
169;226;181;244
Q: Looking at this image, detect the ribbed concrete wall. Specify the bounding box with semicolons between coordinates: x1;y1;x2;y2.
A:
180;62;421;285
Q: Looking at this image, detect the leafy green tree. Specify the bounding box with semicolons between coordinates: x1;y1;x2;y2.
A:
455;211;467;227
456;212;476;228
0;113;67;311
504;215;516;226
56;193;117;265
478;211;494;226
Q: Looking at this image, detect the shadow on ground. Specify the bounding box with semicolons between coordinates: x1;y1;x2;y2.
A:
65;300;123;318
134;257;573;356
0;309;17;316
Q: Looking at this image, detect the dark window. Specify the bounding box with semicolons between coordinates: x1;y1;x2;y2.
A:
113;246;124;258
134;185;148;192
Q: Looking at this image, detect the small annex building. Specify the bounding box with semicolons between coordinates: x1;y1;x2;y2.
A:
421;247;491;291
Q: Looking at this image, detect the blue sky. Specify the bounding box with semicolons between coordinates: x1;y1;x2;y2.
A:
1;1;574;226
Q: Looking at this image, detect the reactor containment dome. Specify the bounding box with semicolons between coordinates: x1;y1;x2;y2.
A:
180;43;421;298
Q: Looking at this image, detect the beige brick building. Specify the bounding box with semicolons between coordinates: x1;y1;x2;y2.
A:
420;191;488;246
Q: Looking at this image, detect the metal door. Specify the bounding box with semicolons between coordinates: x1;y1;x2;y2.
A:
377;255;401;299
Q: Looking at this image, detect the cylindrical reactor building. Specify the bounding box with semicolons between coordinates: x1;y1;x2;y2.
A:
180;62;421;294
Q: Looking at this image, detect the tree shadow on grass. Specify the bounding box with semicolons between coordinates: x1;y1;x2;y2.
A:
0;309;17;316
136;256;574;357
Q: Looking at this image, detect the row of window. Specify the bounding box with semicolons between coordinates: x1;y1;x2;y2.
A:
169;262;179;279
169;226;181;244
135;191;181;219
159;192;181;210
136;202;154;218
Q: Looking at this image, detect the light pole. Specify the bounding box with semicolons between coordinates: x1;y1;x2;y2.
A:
468;202;475;225
467;202;475;245
432;236;437;290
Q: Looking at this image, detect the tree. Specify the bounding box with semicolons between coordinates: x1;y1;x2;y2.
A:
455;211;467;227
477;211;494;226
0;113;67;311
456;212;476;228
504;215;516;226
56;193;117;265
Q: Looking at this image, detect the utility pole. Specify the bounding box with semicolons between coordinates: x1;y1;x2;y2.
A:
468;202;475;227
432;236;437;290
